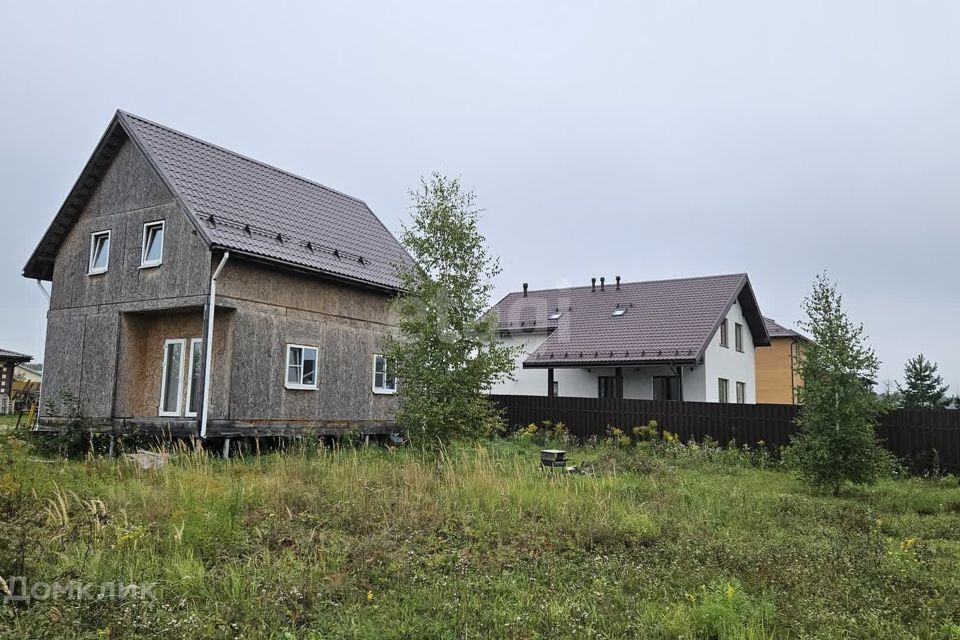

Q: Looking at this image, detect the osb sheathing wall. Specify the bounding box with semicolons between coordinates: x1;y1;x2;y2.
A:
115;310;234;418
41;136;213;417
217;260;399;422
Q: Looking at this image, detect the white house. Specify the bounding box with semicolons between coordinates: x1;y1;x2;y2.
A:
489;273;770;403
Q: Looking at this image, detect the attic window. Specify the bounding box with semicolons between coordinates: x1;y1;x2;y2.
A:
611;307;627;317
88;231;111;275
140;221;164;268
548;311;563;321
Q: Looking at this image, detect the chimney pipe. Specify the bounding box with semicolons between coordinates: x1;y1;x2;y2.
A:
600;277;605;291
591;277;596;292
522;282;528;297
616;276;621;290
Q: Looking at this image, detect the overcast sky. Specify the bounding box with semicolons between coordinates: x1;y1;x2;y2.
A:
1;1;958;390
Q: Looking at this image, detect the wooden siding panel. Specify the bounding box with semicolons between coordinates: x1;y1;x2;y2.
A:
755;338;802;404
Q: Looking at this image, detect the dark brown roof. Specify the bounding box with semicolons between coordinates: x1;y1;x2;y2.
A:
24;111;413;292
491;273;770;367
0;348;32;363
763;317;811;342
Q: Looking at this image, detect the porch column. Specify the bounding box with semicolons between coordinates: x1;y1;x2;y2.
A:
547;368;555;397
615;367;624;399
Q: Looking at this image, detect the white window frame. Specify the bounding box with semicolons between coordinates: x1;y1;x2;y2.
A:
736;381;746;404
285;344;319;390
719;318;729;348
184;337;203;417
372;353;397;394
88;230;111;275
735;322;744;353
159;338;186;417
140;220;165;268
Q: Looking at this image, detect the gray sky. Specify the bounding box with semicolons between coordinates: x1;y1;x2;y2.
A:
1;1;958;390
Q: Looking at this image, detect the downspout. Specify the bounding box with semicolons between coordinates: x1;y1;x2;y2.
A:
200;252;230;439
35;281;51;423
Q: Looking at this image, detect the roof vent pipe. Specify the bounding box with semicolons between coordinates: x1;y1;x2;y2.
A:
591;277;596;292
522;282;528;297
616;276;621;290
600;277;605;291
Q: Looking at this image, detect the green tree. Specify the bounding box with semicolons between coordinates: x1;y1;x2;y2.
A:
897;354;950;408
787;273;890;495
385;173;518;448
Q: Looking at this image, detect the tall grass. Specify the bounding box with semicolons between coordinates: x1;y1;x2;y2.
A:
2;435;960;639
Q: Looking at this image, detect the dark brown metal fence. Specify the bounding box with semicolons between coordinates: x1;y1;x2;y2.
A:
491;394;960;474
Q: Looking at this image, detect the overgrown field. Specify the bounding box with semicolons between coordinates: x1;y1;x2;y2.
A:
2;433;960;639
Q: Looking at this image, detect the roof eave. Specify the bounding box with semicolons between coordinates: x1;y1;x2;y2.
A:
217;246;404;295
523;358;698;369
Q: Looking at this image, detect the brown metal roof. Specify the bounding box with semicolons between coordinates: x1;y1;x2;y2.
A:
763;317;811;342
0;348;32;363
24;111;413;292
491;273;770;367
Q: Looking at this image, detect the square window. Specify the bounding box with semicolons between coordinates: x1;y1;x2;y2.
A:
286;345;318;390
373;354;397;393
88;231;111;274
141;221;165;267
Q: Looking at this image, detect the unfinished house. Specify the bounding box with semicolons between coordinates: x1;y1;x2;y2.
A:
23;111;412;438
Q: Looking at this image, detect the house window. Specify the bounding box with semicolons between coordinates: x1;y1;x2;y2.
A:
653;376;680;401
551;380;559;396
718;378;729;404
598;376;618;399
184;338;203;417
372;354;397;394
159;339;185;416
286;345;318;390
611;307;627;317
88;231;111;274
736;381;746;404
719;319;728;348
141;221;165;267
735;323;744;352
547;311;563;321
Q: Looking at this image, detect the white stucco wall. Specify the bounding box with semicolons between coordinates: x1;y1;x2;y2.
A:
702;299;757;403
492;333;712;401
492;333;551;395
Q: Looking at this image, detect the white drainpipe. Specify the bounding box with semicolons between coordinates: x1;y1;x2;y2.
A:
200;252;230;439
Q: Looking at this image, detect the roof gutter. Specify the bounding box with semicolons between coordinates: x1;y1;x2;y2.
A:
200;251;230;439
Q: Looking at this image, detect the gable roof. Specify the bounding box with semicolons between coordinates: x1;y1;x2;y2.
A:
0;348;32;364
763;317;811;342
491;273;770;368
24;111;413;292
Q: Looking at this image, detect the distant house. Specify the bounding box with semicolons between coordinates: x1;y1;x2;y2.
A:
755;317;810;405
12;363;42;413
0;348;32;414
23;111;412;437
490;274;770;403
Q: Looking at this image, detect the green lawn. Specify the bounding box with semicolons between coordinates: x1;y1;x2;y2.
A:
0;414;21;428
2;434;960;639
